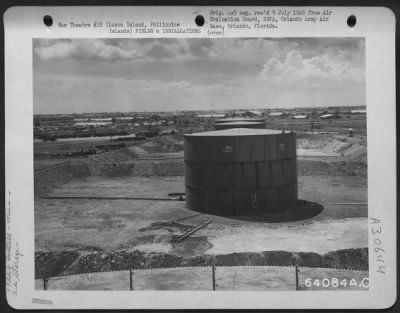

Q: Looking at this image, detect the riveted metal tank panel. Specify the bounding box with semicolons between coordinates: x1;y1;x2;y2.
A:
184;135;208;163
184;128;297;216
235;135;266;161
264;135;278;160
204;136;238;163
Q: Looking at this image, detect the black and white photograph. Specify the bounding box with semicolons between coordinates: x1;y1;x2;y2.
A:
33;37;369;291
4;6;396;310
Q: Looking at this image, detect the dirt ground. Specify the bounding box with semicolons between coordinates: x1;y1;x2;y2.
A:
34;130;368;288
35;174;366;253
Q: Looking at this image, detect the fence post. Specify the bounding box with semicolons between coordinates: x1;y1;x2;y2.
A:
295;264;299;291
43;276;48;290
212;265;216;291
129;268;134;291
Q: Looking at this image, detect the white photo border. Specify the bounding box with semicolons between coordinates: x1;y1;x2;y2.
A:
4;6;396;309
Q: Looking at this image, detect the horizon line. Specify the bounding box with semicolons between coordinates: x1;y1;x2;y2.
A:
33;104;367;116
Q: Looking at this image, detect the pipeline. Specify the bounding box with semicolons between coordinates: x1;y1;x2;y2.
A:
324;203;367;206
43;196;183;201
168;213;202;224
135;157;183;161
174;219;213;243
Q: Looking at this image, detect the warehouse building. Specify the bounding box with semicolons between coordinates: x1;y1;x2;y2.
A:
268;112;285;118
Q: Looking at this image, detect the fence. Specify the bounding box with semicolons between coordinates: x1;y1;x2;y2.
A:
37;265;368;291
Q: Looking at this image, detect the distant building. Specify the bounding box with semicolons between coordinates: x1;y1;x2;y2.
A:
350;110;367;114
246;110;264;117
115;117;134;121
197;113;227;118
232;111;246;117
320;114;333;119
159;129;177;136
170;112;185;117
293;115;308;119
269;112;284;117
74;122;112;127
214;117;265;124
91;118;113;122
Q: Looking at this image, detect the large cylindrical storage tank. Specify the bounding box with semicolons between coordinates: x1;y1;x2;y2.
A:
184;128;297;216
214;118;266;124
214;121;265;130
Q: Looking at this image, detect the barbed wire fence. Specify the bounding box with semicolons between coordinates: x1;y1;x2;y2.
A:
39;264;367;291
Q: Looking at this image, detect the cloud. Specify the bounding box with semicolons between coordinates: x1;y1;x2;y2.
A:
259;50;364;87
34;38;220;62
167;81;192;89
147;44;172;59
33;73;240;113
187;38;218;58
33;38;366;113
34;39;143;61
34;38;365;69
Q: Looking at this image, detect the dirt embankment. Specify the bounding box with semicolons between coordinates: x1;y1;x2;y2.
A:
297;134;367;163
34;133;366;196
84;137;185;177
35;248;368;278
298;160;367;177
86;149;136;176
35;142;185;196
140;136;183;154
34;149;136;196
34;161;91;197
297;134;367;177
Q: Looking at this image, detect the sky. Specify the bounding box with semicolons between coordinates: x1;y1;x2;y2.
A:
33;38;365;114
